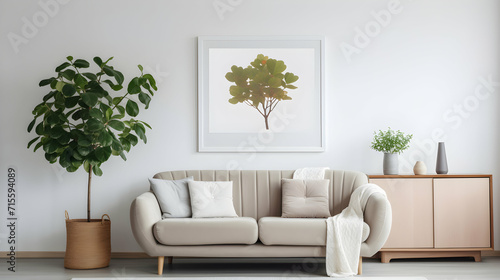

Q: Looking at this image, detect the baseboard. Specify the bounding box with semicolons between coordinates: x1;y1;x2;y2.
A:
371;251;500;258
0;251;150;258
2;250;499;259
481;251;500;257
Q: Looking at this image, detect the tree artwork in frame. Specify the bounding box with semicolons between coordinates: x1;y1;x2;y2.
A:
198;36;325;152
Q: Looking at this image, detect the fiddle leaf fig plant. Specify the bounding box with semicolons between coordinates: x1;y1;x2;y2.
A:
225;54;299;130
27;56;157;221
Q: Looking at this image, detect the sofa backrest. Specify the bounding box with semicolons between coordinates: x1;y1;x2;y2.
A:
153;170;368;220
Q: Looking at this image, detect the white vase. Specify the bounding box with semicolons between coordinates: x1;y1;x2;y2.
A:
383;153;398;175
413;161;427;175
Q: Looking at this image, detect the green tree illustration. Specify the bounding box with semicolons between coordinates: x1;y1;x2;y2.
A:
225;54;299;130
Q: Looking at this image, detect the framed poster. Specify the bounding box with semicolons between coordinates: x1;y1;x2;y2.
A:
198;36;325;152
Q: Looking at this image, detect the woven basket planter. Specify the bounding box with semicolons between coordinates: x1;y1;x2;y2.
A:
64;211;111;269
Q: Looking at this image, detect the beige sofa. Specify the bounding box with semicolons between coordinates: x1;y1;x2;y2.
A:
130;170;392;275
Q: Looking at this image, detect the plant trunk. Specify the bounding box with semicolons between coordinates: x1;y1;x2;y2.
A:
264;115;269;130
87;165;92;222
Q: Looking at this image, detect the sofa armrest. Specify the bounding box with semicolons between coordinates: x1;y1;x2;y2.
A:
130;192;162;256
360;192;392;257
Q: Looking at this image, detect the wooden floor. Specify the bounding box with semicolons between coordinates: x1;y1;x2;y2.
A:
0;257;499;279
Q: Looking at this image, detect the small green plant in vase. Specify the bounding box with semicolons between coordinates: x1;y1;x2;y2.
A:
370;127;413;175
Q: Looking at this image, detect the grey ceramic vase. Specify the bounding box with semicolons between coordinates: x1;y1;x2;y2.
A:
383;153;398;175
436;142;448;174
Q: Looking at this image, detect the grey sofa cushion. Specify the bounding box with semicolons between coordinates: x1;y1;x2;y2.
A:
149;177;193;218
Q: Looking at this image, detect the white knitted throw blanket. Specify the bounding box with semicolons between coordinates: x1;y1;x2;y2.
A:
293;167;329;180
326;183;386;277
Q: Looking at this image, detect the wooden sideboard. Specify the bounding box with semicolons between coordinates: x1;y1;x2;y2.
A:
368;174;494;263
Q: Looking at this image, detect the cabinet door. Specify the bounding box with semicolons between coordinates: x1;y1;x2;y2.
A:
370;178;434;248
433;178;490;248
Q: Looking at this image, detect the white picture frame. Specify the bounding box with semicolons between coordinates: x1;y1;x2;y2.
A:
198;36;325;152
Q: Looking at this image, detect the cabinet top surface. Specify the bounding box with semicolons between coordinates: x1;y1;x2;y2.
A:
368;174;492;179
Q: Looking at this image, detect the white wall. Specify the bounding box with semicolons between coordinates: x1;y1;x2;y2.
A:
0;0;499;252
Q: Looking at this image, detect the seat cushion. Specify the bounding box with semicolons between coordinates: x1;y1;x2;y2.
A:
259;217;370;246
154;217;258;245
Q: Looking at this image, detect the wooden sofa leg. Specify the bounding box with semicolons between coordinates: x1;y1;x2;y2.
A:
357;257;362;275
158;256;164;275
167;256;173;264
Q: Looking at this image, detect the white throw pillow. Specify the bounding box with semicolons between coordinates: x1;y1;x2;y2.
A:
188;181;238;218
149;177;193;218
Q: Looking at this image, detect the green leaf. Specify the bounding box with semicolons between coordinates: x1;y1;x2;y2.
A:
73;59;90;68
266;59;286;75
229;97;239;104
114;70;124;85
112;85;123;91
34;141;43;152
268;77;282;88
27;136;40;148
81;92;98;107
285;84;298;89
134;123;147;143
126;100;139;117
55;81;65;92
35;122;45;135
102;66;115;77
43;140;59;154
82;72;97;81
39;78;55;87
92;164;103;176
66;56;73;61
49;127;66;139
98;131;113;147
111;140;123;152
140;121;152;129
112;97;122;106
126;134;138;146
50;79;58;89
43;91;56;102
95;147;112;162
119;151;127;161
55;62;71;72
87;118;104;131
105;108;113;120
138;65;143;72
143;74;157;91
59;150;72;168
45;152;58;163
120;137;131;152
64;96;80;108
74;74;88;88
28;119;37;132
62;84;76;97
108;120;125;131
77;146;91;157
138;92;151;109
89;108;103;120
284;72;299;84
61;69;76;81
84;161;90;173
127;77;141;94
57;132;71;145
93;56;103;67
78;137;91;147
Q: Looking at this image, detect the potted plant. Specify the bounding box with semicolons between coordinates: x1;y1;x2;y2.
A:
370;127;412;175
27;56;157;269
